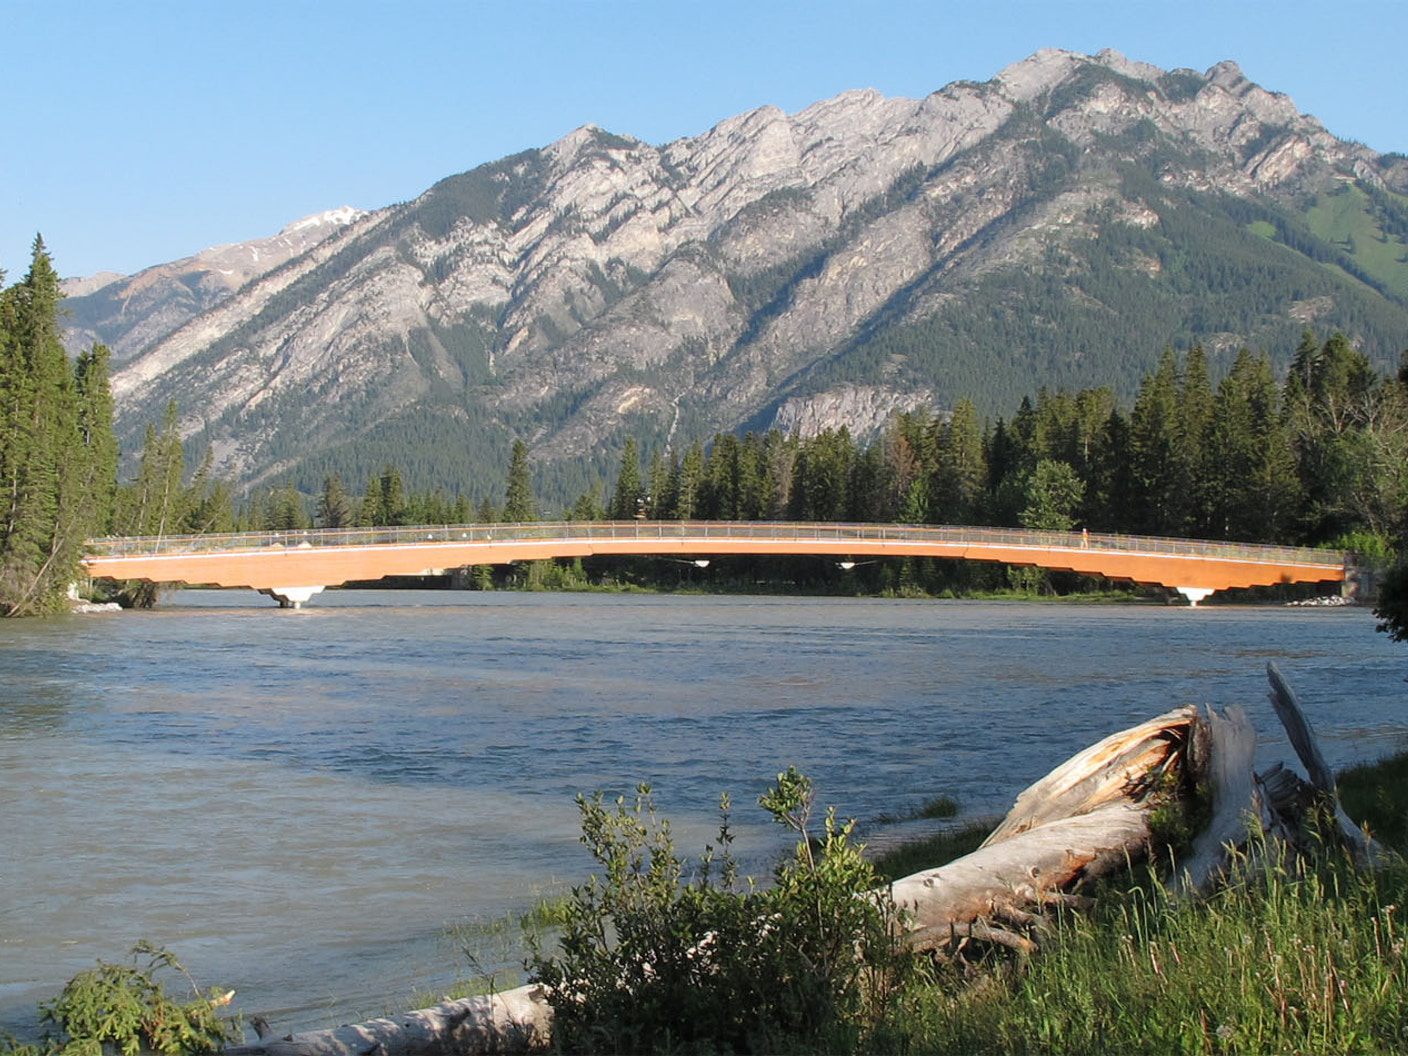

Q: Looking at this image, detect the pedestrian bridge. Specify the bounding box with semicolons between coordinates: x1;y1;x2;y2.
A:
81;521;1351;608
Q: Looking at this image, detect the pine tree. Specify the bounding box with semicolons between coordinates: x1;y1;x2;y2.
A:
676;441;704;520
0;239;120;614
503;440;537;523
1205;350;1301;541
929;400;986;524
1177;346;1215;535
610;437;643;520
317;474;356;528
1128;350;1184;535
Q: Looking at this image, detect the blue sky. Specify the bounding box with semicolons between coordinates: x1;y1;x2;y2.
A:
5;0;1406;280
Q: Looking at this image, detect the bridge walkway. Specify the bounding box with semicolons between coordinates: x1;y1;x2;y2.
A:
81;521;1350;608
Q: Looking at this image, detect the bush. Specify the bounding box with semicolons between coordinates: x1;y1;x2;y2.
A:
528;769;916;1053
2;944;237;1056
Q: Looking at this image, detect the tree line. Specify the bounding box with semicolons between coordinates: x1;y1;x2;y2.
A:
580;335;1406;554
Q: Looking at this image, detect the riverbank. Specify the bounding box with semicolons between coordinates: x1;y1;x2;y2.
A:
869;745;1408;1054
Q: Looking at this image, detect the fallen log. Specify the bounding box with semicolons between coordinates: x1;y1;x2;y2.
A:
223;986;552;1056
226;667;1370;1055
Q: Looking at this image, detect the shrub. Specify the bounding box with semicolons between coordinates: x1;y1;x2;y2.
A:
528;769;916;1053
2;943;237;1056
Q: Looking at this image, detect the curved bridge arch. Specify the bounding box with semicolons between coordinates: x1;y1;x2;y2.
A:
82;521;1350;608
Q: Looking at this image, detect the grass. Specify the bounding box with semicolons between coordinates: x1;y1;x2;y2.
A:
869;820;994;883
895;850;1408;1054
863;750;1408;1054
1306;183;1408;301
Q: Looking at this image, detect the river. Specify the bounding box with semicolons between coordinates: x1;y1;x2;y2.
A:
1;590;1405;1037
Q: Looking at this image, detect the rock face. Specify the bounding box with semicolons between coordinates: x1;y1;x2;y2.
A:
61;207;366;364
77;49;1408;503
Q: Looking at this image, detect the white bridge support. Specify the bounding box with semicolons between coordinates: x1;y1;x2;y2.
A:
1175;586;1215;607
258;586;326;609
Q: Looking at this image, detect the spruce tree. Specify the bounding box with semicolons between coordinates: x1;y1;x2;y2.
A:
0;239;119;615
317;474;356;528
929;399;986;524
609;437;643;520
503;440;537;522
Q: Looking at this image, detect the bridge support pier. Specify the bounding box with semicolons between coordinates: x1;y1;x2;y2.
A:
258;585;326;609
1175;586;1215;607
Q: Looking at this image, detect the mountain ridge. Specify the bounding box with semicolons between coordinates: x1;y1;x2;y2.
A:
64;48;1408;506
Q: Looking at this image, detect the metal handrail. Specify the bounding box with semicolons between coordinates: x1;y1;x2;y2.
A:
84;521;1349;569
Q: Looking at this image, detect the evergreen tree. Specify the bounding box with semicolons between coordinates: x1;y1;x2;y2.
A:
264;480;310;531
1177;346;1215;535
1128;350;1184;535
610;437;643;520
1205;350;1301;541
0;239;119;614
503;440;537;523
700;433;739;519
675;441;704;520
181;447;235;535
361;465;409;527
115;401;186;539
71;344;118;535
788;428;853;521
646;448;672;520
929;400;986;524
316;474;356;529
1089;409;1137;533
569;489;604;521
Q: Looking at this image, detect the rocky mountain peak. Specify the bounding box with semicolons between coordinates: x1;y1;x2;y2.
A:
73;50;1408;505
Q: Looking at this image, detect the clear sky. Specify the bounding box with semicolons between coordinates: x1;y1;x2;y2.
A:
5;0;1405;280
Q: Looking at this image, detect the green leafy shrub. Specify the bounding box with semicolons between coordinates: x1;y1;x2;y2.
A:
529;769;917;1053
2;944;236;1056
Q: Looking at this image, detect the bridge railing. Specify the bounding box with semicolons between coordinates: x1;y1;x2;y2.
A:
85;521;1348;569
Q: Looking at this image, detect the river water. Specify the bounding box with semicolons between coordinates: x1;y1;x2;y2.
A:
2;590;1405;1037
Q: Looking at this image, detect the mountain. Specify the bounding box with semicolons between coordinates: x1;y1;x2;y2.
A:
76;48;1408;508
60;207;366;363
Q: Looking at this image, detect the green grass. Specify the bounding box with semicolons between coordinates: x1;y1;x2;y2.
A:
869;820;994;883
1306;184;1408;301
1338;749;1408;853
872;749;1408;1054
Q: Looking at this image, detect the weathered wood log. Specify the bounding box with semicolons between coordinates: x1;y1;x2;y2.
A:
893;706;1199;953
1264;660;1379;865
982;706;1196;846
1175;703;1261;893
223;987;552;1056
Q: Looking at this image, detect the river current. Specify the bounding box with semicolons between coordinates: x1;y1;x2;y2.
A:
2;590;1405;1037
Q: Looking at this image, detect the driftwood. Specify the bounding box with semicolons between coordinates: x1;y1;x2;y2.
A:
227;665;1372;1055
224;986;552;1056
